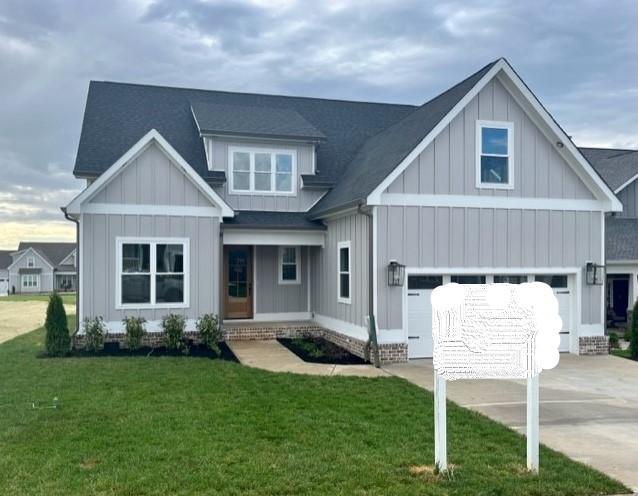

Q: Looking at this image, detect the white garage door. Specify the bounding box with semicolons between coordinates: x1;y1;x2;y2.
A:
535;275;571;352
0;278;7;296
407;276;442;359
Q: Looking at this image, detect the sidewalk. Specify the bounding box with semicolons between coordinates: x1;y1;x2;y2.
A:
227;340;389;378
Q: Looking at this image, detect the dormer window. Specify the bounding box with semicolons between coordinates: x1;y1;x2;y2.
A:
476;120;514;189
229;147;296;194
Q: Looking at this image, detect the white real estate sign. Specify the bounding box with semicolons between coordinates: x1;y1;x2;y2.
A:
430;282;562;472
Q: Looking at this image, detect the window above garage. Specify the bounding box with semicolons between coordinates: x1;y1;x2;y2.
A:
476;120;514;190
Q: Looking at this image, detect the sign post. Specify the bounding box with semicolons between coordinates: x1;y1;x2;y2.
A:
430;282;561;474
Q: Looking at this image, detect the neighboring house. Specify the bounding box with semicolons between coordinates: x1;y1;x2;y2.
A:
0;250;11;295
7;242;77;294
582;147;638;327
65;58;621;361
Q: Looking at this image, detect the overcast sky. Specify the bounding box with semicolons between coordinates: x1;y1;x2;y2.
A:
0;0;636;250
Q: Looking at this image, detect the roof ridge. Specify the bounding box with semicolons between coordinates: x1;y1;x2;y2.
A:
90;80;419;109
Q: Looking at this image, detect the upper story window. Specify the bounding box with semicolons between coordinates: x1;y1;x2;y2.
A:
27;256;35;268
476;120;514;189
229;147;296;195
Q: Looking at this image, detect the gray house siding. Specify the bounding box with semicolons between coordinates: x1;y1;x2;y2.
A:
208;137;324;211
375;206;603;330
8;250;54;294
311;212;368;329
386;78;595;200
81;213;220;323
90;144;212;206
255;245;309;315
616;181;638;218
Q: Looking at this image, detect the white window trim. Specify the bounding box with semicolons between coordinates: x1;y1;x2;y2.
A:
475;120;514;190
228;146;297;196
337;240;352;304
26;256;35;268
115;237;190;310
21;274;39;289
278;246;301;285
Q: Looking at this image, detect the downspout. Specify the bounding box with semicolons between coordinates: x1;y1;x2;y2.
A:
61;207;79;333
358;201;380;367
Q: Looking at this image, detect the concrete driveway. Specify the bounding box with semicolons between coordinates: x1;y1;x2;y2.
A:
385;354;638;491
0;301;75;344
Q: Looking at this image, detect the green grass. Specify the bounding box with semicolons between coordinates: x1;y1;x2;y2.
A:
611;348;633;360
2;293;76;305
0;319;629;496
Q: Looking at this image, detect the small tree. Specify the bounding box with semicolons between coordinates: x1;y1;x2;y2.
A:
45;292;70;356
631;300;638;359
123;316;147;351
162;314;186;351
196;313;222;356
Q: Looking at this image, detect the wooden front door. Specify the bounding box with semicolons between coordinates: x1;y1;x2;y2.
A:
224;246;253;319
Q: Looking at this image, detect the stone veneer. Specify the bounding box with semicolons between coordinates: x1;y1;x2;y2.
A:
578;335;610;355
73;321;409;364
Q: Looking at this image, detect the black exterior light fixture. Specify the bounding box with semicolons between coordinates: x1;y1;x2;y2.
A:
585;262;605;285
388;260;405;287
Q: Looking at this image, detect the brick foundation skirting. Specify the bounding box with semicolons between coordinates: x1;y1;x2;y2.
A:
73;322;409;363
579;335;609;355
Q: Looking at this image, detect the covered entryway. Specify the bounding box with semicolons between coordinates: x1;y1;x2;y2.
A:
606;274;630;327
223;246;253;319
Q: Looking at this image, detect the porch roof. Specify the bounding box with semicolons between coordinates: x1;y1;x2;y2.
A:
223;211;326;231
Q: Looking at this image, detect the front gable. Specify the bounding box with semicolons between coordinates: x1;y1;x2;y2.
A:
66;129;234;217
7;247;53;272
367;59;621;212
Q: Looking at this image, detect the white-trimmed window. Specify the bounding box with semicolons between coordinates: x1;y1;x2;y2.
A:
27;256;35;268
278;246;300;285
476;120;514;189
229;147;296;194
337;241;351;304
116;237;189;309
22;274;39;289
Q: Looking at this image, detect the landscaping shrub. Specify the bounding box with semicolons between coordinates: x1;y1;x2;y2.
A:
123;316;147;351
631;300;638;359
44;292;70;356
608;332;619;349
83;317;106;352
162;314;187;351
196;313;222;356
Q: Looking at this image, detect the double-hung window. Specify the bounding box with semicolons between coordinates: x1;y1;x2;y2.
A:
278;246;300;285
337;241;351;304
230;147;295;194
27;256;35;268
476;120;514;189
117;238;189;308
21;274;39;289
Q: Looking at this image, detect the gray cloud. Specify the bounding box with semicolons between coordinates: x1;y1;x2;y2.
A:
0;0;636;249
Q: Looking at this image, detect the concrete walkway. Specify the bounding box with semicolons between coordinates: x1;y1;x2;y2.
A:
227;340;389;377
385;354;638;491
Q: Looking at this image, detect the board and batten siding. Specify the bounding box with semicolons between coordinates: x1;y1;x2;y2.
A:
81;213;220;322
376;206;603;330
310;213;368;329
255;246;309;314
90;143;212;207
385;78;595;200
208;137;325;211
616;181;638;218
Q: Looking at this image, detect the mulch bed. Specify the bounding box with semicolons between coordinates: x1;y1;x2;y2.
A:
277;337;366;365
43;341;238;362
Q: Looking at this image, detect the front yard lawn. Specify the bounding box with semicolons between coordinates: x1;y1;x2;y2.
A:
2;292;76;305
0;318;629;495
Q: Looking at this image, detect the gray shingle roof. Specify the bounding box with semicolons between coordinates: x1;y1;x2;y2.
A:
580;147;638;191
606;217;638;261
0;250;12;270
191;102;326;141
17;242;76;269
222;211;325;230
74;82;416;188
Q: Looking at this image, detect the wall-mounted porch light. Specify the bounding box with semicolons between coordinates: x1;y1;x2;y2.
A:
388;260;405;287
585;262;605;285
